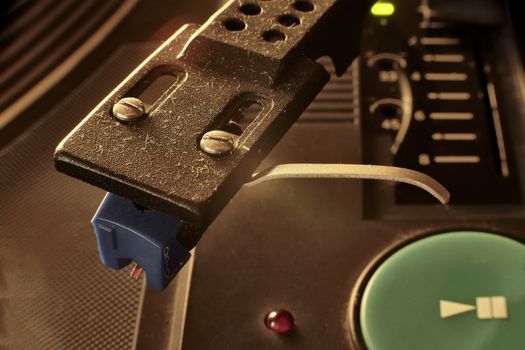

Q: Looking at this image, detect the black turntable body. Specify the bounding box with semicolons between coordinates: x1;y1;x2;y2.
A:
1;1;525;349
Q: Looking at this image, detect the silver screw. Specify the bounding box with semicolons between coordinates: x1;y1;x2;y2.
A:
112;97;146;122
200;130;239;156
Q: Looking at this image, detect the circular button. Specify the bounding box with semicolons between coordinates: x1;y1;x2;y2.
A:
359;231;525;350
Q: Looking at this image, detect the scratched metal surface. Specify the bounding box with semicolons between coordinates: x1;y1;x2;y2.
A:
53;0;368;244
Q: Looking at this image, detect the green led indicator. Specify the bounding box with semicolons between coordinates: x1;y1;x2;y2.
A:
371;1;395;16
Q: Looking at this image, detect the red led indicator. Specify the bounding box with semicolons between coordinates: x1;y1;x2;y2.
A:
265;310;294;334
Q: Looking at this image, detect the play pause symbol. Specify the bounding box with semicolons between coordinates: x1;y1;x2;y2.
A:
440;296;509;319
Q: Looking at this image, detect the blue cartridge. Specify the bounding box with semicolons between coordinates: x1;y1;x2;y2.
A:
91;193;191;291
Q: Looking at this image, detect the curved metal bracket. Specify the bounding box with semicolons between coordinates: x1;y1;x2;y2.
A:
248;163;450;204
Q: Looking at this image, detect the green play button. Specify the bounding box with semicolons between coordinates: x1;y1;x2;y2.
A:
359;231;525;350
